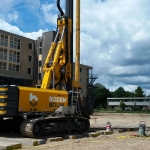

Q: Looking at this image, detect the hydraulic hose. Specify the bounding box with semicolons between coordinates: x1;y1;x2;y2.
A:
57;0;65;16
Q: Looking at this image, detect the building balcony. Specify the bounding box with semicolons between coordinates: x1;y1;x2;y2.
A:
87;74;98;87
109;101;150;106
87;74;98;79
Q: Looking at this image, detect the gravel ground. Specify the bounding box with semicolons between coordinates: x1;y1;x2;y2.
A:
24;113;150;150
90;113;150;128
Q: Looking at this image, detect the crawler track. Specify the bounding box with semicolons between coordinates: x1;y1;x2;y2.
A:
20;116;90;138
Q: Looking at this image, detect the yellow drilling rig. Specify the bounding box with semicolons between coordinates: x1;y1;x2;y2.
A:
0;0;90;137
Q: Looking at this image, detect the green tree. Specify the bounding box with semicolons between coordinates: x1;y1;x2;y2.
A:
93;83;109;109
113;87;126;97
109;90;135;98
135;86;144;97
125;91;135;97
119;101;126;110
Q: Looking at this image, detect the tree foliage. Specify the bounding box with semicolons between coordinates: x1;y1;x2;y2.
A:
93;83;109;109
113;87;126;97
119;101;126;110
108;87;140;98
134;86;144;97
92;83;146;110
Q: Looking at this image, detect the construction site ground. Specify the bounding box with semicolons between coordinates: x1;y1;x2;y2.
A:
1;113;150;150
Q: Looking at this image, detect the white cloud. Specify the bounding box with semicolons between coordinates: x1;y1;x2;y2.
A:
0;0;22;14
124;85;137;93
0;0;150;95
75;0;150;94
25;0;40;10
131;30;150;42
0;19;44;39
40;3;58;25
0;0;41;24
7;11;19;22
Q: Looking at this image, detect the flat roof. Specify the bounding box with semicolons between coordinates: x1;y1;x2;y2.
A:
107;97;150;100
0;29;35;41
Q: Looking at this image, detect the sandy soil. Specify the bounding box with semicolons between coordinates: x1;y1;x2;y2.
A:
90;113;150;128
25;113;150;150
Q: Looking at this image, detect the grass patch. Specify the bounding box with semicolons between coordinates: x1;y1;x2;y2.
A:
94;108;150;114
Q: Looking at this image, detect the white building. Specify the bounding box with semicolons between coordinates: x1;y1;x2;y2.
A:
107;97;150;109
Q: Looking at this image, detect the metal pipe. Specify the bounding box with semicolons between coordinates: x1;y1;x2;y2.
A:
60;27;66;41
57;0;65;16
65;0;74;92
65;0;73;91
75;0;80;83
53;71;55;89
54;29;60;43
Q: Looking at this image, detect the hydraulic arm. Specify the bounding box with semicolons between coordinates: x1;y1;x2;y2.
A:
41;1;72;90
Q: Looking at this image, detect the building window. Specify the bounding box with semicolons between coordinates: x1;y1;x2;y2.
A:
39;48;42;54
28;55;32;62
80;67;82;72
28;43;33;49
27;68;32;75
8;63;19;72
0;48;7;60
0;62;7;70
39;61;41;67
38;73;41;80
9;50;20;63
80;77;82;83
0;33;8;47
39;41;42;54
39;42;42;47
10;36;20;50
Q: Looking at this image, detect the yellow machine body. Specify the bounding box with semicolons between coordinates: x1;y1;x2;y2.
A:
0;0;90;138
18;86;68;112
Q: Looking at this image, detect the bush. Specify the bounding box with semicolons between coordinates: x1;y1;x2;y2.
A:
132;106;140;111
119;101;126;111
115;106;122;111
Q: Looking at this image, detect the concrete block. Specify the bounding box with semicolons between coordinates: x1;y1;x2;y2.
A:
96;131;103;135
46;137;63;143
37;139;46;145
90;132;100;137
104;131;113;135
75;135;83;138
0;146;12;150
94;132;101;137
127;128;136;131
0;137;39;146
64;135;77;139
113;128;126;133
82;132;99;138
0;142;22;150
11;143;22;149
118;129;123;133
19;140;38;146
13;139;38;146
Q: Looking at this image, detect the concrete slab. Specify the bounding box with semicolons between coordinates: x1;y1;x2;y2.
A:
82;132;100;138
104;131;113;135
0;146;12;150
0;137;41;147
46;137;63;143
37;139;46;145
0;140;22;150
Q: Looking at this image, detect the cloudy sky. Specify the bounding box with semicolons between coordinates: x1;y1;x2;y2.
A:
0;0;150;95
